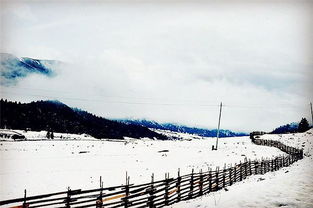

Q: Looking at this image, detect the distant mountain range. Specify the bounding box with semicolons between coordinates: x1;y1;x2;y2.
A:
118;119;248;137
0;99;168;140
0;53;59;85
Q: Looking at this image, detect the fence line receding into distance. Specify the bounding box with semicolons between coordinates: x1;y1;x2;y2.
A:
0;133;304;208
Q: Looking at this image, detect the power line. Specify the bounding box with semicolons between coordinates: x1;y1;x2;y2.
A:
0;89;310;109
1;86;220;104
0;91;220;107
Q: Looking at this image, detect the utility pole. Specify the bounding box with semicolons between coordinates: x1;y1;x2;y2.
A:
310;102;313;126
213;102;223;150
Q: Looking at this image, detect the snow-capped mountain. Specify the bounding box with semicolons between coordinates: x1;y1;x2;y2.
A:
118;119;248;137
0;53;60;85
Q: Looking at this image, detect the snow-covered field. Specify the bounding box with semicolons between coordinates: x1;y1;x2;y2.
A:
0;129;97;141
0;129;287;201
170;129;313;208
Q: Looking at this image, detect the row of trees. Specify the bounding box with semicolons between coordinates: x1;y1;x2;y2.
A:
0;99;168;140
271;118;311;134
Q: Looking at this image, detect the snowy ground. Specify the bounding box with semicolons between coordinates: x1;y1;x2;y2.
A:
0;129;286;201
170;129;313;208
0;129;97;141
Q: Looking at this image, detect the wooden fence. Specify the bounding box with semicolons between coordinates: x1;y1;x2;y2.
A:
0;134;304;208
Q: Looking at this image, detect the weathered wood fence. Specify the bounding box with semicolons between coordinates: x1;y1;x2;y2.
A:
0;134;304;208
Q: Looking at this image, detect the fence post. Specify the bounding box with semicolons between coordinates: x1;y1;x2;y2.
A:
96;177;103;208
189;169;194;199
244;160;248;179
239;162;243;181
290;154;293;164
234;163;237;183
22;189;27;208
255;160;258;175
222;166;226;188
248;159;252;176
268;159;271;172
199;169;203;196
148;174;154;208
229;165;233;186
278;157;281;169
208;169;212;193
164;173;169;206
215;167;219;191
66;187;71;208
277;157;280;170
177;169;181;202
260;159;263;174
124;173;130;208
273;158;276;171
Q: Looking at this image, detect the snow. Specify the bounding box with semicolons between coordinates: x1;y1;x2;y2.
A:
0;129;286;201
11;129;97;141
169;129;313;208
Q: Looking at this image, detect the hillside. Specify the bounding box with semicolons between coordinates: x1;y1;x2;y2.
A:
0;99;167;140
270;122;299;134
119;119;247;137
270;118;311;134
0;53;59;85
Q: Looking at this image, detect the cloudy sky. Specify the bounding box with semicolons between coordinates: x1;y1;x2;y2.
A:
1;0;313;132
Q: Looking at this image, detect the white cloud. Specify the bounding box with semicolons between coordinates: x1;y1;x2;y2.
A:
1;1;313;132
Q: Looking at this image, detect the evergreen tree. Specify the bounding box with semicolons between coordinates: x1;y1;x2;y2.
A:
46;131;50;139
298;118;310;133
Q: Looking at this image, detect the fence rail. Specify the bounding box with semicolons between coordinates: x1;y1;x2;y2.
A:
0;134;304;208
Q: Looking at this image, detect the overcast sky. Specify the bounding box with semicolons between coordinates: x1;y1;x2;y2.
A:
1;0;313;132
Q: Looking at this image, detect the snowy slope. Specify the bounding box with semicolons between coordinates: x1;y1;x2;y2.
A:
169;129;313;208
119;119;247;137
0;53;58;85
